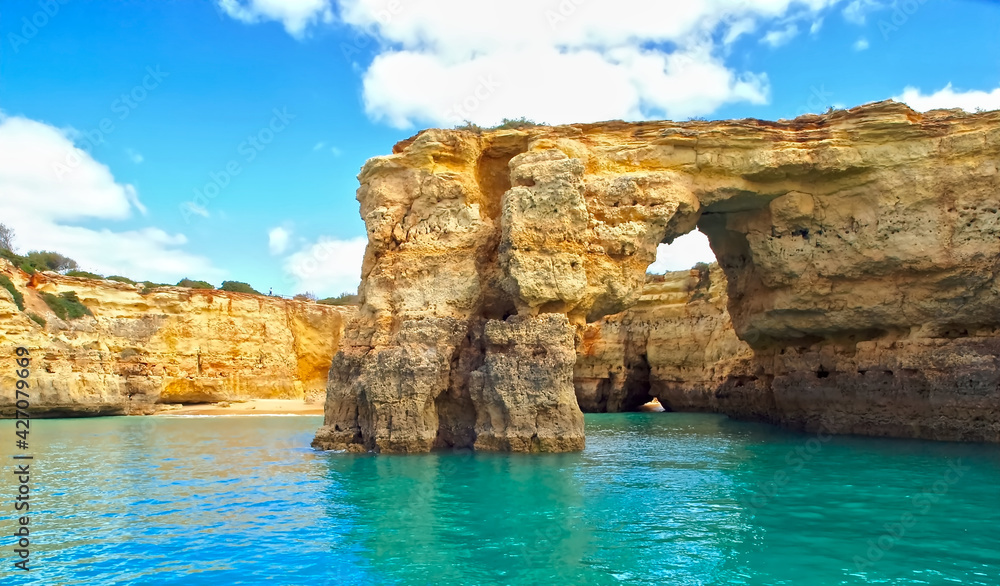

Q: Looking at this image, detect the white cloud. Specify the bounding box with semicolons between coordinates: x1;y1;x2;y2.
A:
181;202;210;218
283;236;366;296
842;0;883;24
895;83;1000;112
218;0;333;38
0;115;222;283
853;38;869;51
647;231;717;273
337;0;847;128
126;148;144;164
810;18;824;34
762;24;799;47
268;226;292;255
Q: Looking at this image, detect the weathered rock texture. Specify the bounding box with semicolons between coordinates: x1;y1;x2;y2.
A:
0;261;353;417
315;101;1000;451
575;264;753;413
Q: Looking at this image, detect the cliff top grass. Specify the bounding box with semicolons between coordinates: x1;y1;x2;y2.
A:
0;274;25;311
41;291;92;320
318;293;359;306
454;117;544;134
1;225;346;303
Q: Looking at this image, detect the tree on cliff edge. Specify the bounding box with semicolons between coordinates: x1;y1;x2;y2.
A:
0;223;14;252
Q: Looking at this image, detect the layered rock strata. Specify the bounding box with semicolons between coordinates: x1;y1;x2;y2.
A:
315;101;1000;451
0;261;353;416
575;264;753;413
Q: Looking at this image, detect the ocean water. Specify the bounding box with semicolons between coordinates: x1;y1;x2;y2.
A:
1;413;998;585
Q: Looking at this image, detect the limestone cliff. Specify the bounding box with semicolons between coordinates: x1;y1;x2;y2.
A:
315;101;1000;452
0;261;353;416
575;264;752;413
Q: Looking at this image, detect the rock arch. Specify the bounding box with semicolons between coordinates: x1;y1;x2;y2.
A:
313;101;1000;452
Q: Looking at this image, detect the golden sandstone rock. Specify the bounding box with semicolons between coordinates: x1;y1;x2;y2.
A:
0;261;352;416
575;264;753;414
314;100;1000;452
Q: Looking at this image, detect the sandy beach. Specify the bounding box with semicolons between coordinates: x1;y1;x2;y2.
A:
157;399;324;416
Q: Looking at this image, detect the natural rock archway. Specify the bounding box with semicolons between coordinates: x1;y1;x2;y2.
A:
313;101;1000;452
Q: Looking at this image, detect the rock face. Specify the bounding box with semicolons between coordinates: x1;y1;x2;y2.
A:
575;264;753;414
316;101;1000;451
0;261;353;417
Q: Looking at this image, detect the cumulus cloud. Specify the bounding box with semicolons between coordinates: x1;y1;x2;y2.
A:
895;83;1000;112
647;231;717;273
336;0;849;127
283;236;366;296
268;226;292;255
762;24;800;47
0;115;222;283
217;0;333;37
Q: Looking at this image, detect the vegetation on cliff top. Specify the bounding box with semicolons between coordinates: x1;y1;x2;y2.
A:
454;117;544;133
219;281;261;295
318;293;359;306
0;274;25;311
0;222;356;304
41;291;93;320
176;278;214;290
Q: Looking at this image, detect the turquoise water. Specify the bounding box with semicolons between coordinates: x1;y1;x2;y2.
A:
1;413;998;585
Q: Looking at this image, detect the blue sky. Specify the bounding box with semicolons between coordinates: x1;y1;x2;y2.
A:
0;0;997;295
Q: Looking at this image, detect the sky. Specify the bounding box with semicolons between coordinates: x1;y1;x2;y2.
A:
0;0;998;296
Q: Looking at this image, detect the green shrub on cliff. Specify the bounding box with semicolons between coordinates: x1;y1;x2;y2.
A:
318;292;359;306
0;274;24;311
219;280;261;295
41;291;92;320
176;278;214;289
27;313;45;327
19;250;79;274
140;281;169;295
107;275;137;285
66;270;104;280
492;117;542;130
454;117;544;133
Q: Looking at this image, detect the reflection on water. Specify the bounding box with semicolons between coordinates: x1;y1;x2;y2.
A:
1;413;998;585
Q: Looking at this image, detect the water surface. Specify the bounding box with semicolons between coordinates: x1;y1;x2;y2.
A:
2;413;998;585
